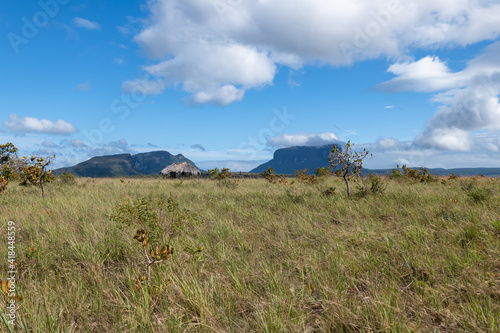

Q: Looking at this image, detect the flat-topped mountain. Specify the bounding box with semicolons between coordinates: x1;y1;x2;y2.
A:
251;145;500;177
250;144;340;174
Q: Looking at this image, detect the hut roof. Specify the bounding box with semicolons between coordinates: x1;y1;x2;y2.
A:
159;162;201;175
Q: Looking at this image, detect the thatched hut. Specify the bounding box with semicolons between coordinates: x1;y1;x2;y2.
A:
159;162;201;179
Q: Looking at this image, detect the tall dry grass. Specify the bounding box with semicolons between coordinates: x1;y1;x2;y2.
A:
0;176;499;332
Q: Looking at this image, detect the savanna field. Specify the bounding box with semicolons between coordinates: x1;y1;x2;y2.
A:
1;175;499;332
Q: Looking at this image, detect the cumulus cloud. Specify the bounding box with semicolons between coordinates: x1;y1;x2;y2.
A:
374;56;462;92
127;0;500;105
73;17;100;30
267;132;339;148
416;128;471;151
375;137;401;150
3;114;77;135
376;41;500;151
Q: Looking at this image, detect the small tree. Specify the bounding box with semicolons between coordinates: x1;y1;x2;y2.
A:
329;141;371;199
20;155;56;199
109;196;203;284
0;143;18;194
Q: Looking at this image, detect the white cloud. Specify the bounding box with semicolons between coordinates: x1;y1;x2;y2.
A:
139;41;276;105
191;85;245;105
375;56;463;92
128;0;500;105
3;114;77;135
415;127;471;151
267;132;339;148
73;17;101;30
376;137;400;150
376;41;500;151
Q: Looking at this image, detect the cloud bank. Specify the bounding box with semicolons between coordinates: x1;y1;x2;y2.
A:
3;114;77;135
377;41;500;152
126;0;500;105
267;132;339;148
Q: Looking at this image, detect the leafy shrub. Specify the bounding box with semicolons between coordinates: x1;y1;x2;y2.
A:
261;167;287;184
208;167;232;180
295;169;318;184
315;167;332;177
109;196;203;284
389;165;403;179
418;167;436;183
368;174;386;195
397;165;436;183
208;167;238;189
356;174;387;197
449;173;459;180
58;172;77;186
402;165;421;181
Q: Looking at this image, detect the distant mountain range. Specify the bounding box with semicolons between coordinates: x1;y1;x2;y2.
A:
54;147;500;178
250;144;500;177
53;151;200;177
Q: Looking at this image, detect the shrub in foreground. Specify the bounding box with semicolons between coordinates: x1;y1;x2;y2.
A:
108;195;203;284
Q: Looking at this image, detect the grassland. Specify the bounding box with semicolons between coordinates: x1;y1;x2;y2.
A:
0;176;499;332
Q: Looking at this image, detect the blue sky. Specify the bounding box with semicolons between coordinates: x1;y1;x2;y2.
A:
1;0;500;171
